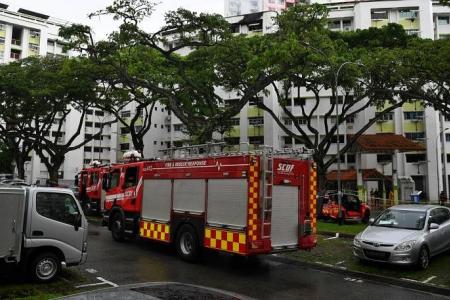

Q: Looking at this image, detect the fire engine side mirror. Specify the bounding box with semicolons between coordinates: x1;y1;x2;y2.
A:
74;175;79;186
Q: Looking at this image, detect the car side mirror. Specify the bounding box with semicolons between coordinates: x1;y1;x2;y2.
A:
74;176;79;186
429;223;439;230
369;218;375;225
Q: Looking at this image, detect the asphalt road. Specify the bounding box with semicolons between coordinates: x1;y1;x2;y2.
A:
76;222;450;300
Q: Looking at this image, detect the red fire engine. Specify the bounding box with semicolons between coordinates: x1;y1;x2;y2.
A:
96;149;317;260
77;161;107;213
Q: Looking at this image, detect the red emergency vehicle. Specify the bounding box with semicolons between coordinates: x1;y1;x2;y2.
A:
77;161;107;214
98;151;318;260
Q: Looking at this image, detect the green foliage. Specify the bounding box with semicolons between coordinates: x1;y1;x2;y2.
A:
0;140;14;173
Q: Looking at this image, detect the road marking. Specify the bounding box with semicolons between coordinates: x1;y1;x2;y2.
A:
344;277;363;283
422;276;437;284
401;278;420;283
75;282;109;289
97;277;119;287
324;233;340;240
85;268;98;274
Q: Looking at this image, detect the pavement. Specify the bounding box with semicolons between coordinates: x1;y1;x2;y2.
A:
70;222;450;300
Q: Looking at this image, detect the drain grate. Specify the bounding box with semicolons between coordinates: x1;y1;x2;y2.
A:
132;284;240;300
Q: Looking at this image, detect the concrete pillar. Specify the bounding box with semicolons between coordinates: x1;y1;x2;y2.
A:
356;152;364;201
392;150;399;205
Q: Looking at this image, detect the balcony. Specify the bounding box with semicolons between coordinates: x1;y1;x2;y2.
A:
10;52;21;60
11;39;21;47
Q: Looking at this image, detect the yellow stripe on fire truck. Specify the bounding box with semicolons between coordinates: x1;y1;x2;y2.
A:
204;227;246;254
140;220;170;242
247;156;259;241
309;165;318;234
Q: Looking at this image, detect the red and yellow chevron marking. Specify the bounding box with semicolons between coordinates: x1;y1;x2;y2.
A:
247;156;260;242
204;227;246;254
309;165;318;234
139;220;170;243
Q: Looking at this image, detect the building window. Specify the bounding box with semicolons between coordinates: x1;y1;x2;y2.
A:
377;154;391;163
283;118;292;125
153;141;157;145
93;147;102;153
405;132;425;141
371;10;388;20
85;122;93;127
120;127;130;134
347;154;356;164
120;143;130;151
94;123;101;128
294;97;306;106
225;137;240;145
446;133;450;142
346;115;355;124
228;118;240;126
120;111;131;118
86;109;93;115
249;97;263;106
0;23;6;31
284;136;292;145
376;112;394;121
84;147;92;153
399;9;418;20
174;124;183;132
404;111;424;120
154;124;157;128
405;153;426;163
330;135;345;143
248;20;263;32
296;117;307;125
330;96;344;105
249;136;264;145
249;117;264;126
96;110;104;116
438;16;450;25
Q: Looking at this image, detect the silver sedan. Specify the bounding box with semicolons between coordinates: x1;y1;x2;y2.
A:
353;205;450;269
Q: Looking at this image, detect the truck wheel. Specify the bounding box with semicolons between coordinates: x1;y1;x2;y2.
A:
111;213;125;242
176;225;200;262
29;252;61;283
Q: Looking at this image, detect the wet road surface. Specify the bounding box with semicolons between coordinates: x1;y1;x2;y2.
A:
76;223;450;300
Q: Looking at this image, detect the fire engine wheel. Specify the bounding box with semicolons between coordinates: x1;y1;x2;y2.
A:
111;213;125;242
176;225;200;262
29;252;61;283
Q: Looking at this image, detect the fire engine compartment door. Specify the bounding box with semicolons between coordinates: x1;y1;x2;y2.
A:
271;185;299;248
207;179;247;228
142;180;171;222
173;179;205;213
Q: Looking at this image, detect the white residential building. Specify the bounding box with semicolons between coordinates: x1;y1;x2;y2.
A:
0;5;117;185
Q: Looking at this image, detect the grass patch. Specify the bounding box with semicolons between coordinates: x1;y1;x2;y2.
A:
317;220;367;236
0;269;86;300
284;235;450;288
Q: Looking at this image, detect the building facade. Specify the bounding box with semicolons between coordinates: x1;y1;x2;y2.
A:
225;0;300;17
0;5;117;185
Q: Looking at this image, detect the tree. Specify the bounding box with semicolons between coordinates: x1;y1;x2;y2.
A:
0;57;114;184
60;0;291;144
0;140;14;174
252;6;433;192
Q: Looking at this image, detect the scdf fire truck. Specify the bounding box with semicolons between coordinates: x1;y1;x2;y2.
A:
94;148;318;260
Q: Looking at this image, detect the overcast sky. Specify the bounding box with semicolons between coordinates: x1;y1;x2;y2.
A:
2;0;224;40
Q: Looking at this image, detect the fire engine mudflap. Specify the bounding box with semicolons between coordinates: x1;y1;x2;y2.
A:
101;153;317;261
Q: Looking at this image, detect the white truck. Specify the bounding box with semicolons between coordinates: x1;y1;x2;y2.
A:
0;186;88;282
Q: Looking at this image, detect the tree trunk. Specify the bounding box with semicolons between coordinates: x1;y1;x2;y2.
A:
47;167;60;186
15;154;25;179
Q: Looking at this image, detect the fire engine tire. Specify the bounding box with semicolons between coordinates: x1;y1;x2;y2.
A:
28;252;61;283
176;224;200;262
111;213;125;242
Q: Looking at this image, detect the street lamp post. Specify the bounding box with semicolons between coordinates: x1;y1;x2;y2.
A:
335;61;366;224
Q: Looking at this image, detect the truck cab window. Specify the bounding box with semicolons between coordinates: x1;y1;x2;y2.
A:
110;169;121;188
91;172;99;185
124;167;138;188
36;192;80;226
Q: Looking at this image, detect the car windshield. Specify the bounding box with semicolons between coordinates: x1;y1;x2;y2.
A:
373;209;426;230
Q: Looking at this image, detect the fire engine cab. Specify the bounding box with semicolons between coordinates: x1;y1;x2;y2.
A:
98;148;317;260
77;161;106;214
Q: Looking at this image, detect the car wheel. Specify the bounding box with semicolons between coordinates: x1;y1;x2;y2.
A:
29;252;61;283
417;246;430;270
176;224;200;262
111;213;125;242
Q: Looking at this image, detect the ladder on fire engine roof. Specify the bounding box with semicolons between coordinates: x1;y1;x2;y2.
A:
261;149;274;239
158;142;314;160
